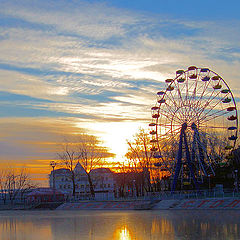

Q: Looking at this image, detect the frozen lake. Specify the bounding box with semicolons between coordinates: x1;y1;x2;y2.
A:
0;210;240;240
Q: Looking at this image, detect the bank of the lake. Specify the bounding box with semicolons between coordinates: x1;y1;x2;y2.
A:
56;197;240;210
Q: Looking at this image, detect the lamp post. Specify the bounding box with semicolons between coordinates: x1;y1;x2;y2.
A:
208;174;211;192
50;161;56;201
234;169;238;192
133;179;136;198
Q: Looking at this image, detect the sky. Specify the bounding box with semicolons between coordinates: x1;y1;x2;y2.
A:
0;0;240;185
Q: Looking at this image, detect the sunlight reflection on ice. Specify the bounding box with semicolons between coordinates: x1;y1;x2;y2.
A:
114;226;132;240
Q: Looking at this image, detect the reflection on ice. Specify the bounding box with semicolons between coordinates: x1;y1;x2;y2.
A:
0;210;239;240
114;226;132;240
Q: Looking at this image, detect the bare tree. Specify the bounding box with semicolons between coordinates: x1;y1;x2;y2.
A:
57;140;79;197
125;128;154;193
77;134;114;197
57;135;114;197
0;168;36;204
0;169;9;204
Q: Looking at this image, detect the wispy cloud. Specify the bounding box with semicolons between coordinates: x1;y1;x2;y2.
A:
0;117;86;161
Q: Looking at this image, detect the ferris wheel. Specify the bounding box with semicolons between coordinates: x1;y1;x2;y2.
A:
149;66;238;191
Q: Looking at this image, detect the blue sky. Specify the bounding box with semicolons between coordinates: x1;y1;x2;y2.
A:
106;0;240;20
0;0;239;183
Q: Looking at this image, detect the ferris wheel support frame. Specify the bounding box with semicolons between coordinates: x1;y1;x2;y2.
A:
171;122;217;192
192;123;215;176
171;123;200;192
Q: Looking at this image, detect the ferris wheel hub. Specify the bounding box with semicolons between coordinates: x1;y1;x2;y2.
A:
182;122;187;131
191;122;197;130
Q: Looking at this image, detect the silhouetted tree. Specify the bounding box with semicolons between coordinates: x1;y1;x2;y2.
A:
77;134;114;197
57;140;79;196
125;128;154;193
57;135;114;197
0;167;36;204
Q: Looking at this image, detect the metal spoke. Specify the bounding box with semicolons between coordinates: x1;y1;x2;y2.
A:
191;79;212;111
173;80;184;106
196;90;223;118
165;91;181;111
159;107;183;123
198;93;230;121
199;110;229;124
164;102;184;123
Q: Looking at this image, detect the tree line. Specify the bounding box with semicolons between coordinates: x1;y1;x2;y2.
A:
0;168;36;204
124;128;240;192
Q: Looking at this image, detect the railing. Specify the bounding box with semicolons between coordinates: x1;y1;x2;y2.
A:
1;189;239;206
65;189;240;202
144;189;240;200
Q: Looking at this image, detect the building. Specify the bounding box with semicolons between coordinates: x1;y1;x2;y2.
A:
26;188;65;203
49;168;73;194
49;162;115;199
90;168;115;200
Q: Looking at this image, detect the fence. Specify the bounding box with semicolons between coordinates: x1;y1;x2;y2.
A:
1;189;239;206
144;189;240;200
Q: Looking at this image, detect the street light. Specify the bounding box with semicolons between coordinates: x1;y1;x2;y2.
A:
50;161;56;201
208;174;211;191
234;169;238;192
133;180;136;198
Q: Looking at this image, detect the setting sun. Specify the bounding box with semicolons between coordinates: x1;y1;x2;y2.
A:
79;121;147;163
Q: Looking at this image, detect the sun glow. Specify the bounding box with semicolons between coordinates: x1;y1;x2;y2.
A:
79;121;146;163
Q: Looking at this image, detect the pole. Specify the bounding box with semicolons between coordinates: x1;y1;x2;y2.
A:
235;170;238;192
208;175;210;191
53;165;55;201
50;161;56;202
53;166;55;188
133;180;136;198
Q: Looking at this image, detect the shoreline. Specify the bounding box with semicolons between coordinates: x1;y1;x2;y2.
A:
1;197;240;211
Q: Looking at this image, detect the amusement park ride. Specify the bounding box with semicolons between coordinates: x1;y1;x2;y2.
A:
150;66;238;191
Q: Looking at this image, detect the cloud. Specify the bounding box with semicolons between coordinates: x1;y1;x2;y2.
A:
0;1;239;112
0;0;137;40
0;117;88;162
1;1;239;87
0;69;70;101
